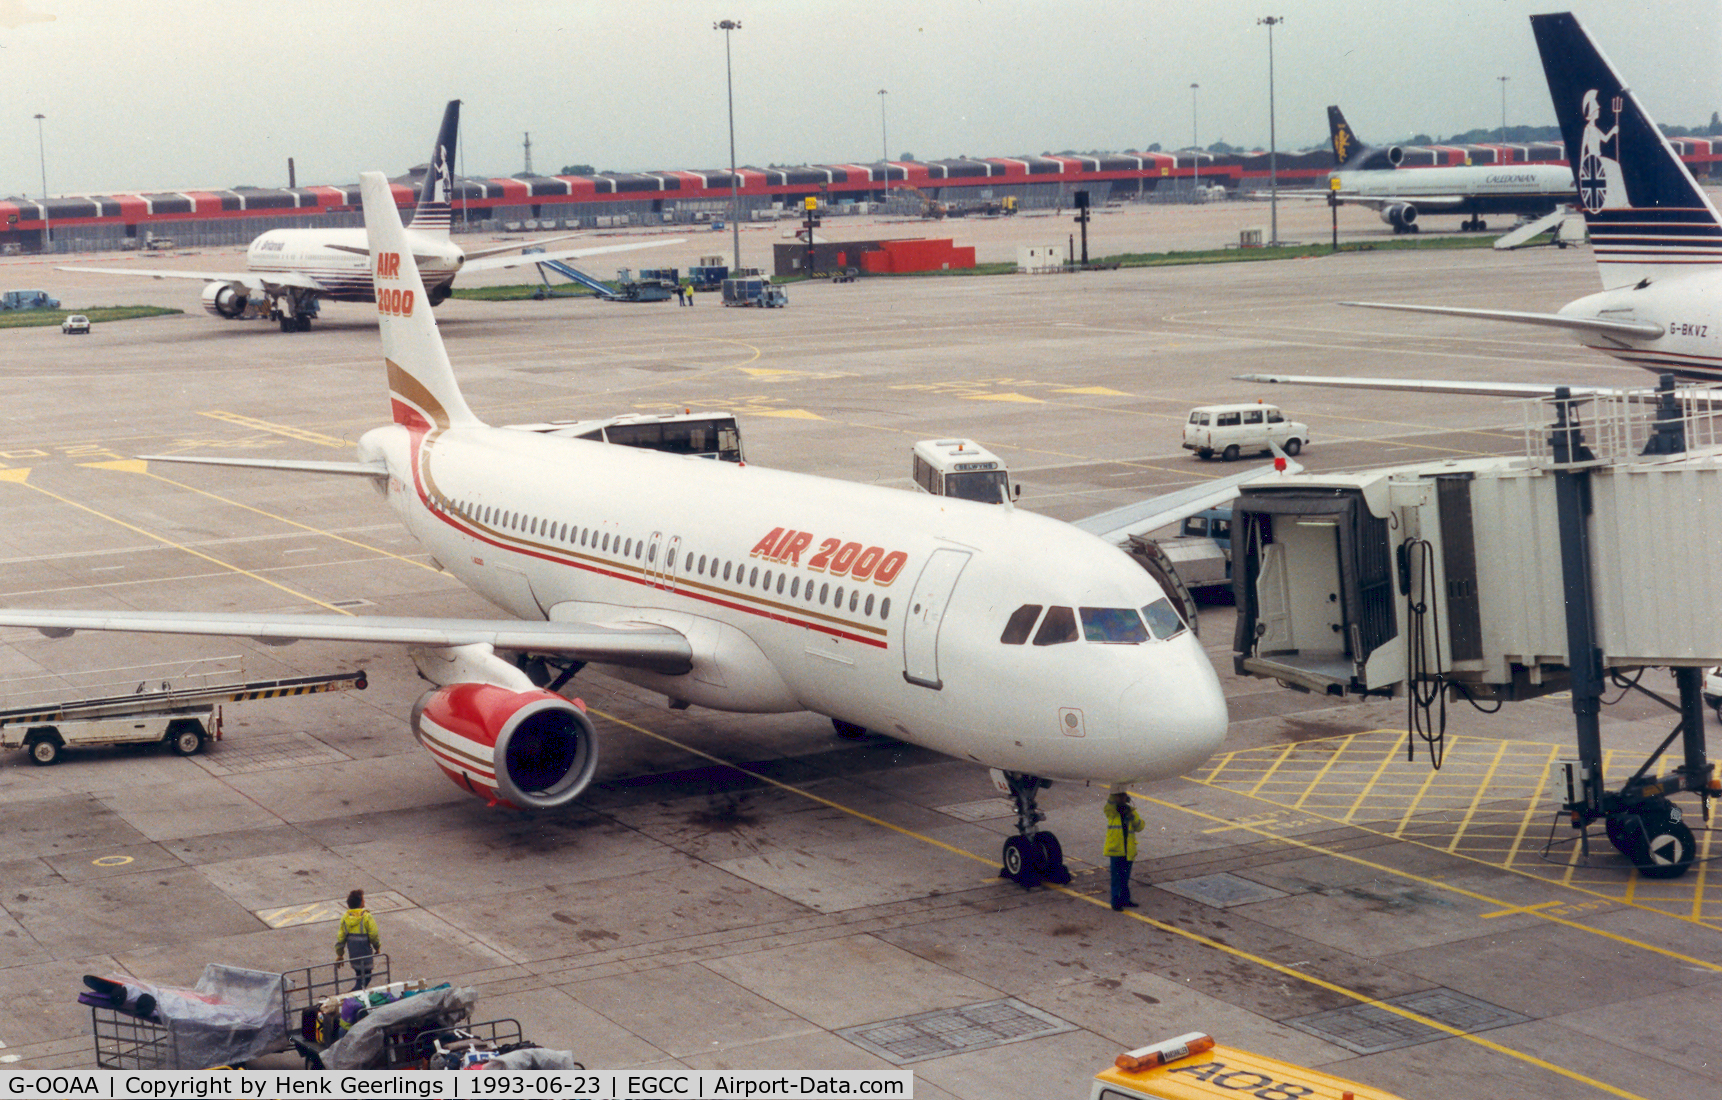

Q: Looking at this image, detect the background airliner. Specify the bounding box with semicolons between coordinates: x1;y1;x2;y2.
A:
63;101;676;333
1245;13;1722;393
1306;106;1576;234
0;171;1235;887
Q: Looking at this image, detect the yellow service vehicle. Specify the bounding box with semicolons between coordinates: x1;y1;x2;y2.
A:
1090;1033;1406;1100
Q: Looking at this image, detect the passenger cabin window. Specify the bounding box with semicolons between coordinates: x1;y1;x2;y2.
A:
1243;410;1264;425
1032;606;1079;646
1080;607;1149;644
1217;412;1241;427
1142;597;1187;640
1005;602;1040;647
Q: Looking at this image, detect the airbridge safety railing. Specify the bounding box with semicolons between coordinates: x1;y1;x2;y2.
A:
1519;384;1722;465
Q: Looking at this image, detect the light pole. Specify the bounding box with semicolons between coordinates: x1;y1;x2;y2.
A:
1190;83;1200;192
1258;16;1283;245
1498;75;1510;143
32;113;49;250
878;89;889;165
714;19;743;272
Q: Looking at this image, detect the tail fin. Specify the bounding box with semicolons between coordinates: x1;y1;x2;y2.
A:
407;100;461;237
359;172;482;431
1531;12;1722;288
1328;106;1363;167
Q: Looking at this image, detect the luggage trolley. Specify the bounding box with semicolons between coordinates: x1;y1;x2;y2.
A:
89;956;390;1070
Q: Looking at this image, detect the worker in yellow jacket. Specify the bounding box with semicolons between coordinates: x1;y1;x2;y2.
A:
1104;791;1144;911
335;889;382;991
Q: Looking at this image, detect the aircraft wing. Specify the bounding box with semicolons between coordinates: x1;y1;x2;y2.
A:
0;609;692;674
1231;373;1722;405
1072;451;1302;544
58;266;327;293
137;455;389;478
461;238;685;275
1341;301;1665;340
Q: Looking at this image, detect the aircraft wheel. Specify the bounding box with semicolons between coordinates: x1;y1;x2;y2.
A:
295;314;312;332
278;315;296;333
1033;832;1071;884
1283;438;1302;456
28;736;61;766
1001;836;1038;886
1477;220;1488;232
1409;223;1420;233
1221;445;1241;462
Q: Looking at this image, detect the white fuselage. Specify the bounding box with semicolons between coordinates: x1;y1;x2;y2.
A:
1335;163;1575;214
355;422;1230;785
247;227;464;302
1560;269;1722;381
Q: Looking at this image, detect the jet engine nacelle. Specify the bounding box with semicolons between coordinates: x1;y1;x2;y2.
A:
1380;203;1418;229
201;282;251;319
1385;145;1405;168
411;682;598;810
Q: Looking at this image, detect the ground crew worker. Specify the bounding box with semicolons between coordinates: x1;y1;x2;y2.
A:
1104;791;1144;911
335;889;382;991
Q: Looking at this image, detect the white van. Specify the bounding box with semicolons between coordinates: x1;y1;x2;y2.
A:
1182;402;1307;461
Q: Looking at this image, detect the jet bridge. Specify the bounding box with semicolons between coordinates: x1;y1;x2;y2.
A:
1230;377;1722;878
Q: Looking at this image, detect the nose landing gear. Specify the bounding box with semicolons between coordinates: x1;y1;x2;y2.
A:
995;770;1072;888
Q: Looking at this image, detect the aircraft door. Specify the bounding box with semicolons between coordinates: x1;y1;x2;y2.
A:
664;535;681;594
902;548;972;690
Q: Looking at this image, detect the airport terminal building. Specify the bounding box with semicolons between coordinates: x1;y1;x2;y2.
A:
6;136;1719;254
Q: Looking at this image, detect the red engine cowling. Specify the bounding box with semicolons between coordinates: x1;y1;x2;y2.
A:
411;683;598;810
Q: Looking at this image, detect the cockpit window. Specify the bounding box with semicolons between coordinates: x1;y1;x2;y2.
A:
1080;607;1149;644
1142;597;1186;640
1000;604;1043;645
1032;606;1079;646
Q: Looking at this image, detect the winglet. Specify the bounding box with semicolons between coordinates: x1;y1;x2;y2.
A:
359;172;482;431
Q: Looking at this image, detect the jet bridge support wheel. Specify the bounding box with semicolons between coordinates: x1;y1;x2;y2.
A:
997;771;1071;887
1604;799;1697;879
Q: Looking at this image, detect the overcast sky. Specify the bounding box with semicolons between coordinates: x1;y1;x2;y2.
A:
2;0;1718;196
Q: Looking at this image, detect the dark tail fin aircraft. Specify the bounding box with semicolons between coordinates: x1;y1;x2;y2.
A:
407;99;461;236
1327;106;1402;171
1531;11;1722;287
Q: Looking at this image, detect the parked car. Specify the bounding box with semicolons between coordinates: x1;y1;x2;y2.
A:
61;314;91;335
1183;402;1308;461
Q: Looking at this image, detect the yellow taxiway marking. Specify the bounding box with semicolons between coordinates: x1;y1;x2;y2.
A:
197;411;348;449
1192;730;1722;932
965;392;1043;403
81;461;439;574
91;855;134;868
754;408;825;420
596;706;1649;1100
0;468;31;483
2;477;356;615
1480;900;1561;920
258;900;348;928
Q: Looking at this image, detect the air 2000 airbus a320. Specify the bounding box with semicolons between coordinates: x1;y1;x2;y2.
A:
0;171;1231;886
63;101;677;334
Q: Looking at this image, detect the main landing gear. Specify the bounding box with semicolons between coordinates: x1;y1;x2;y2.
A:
996;770;1072;888
1460;217;1490;232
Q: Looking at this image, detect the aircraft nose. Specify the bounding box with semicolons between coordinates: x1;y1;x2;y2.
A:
1116;649;1229;778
